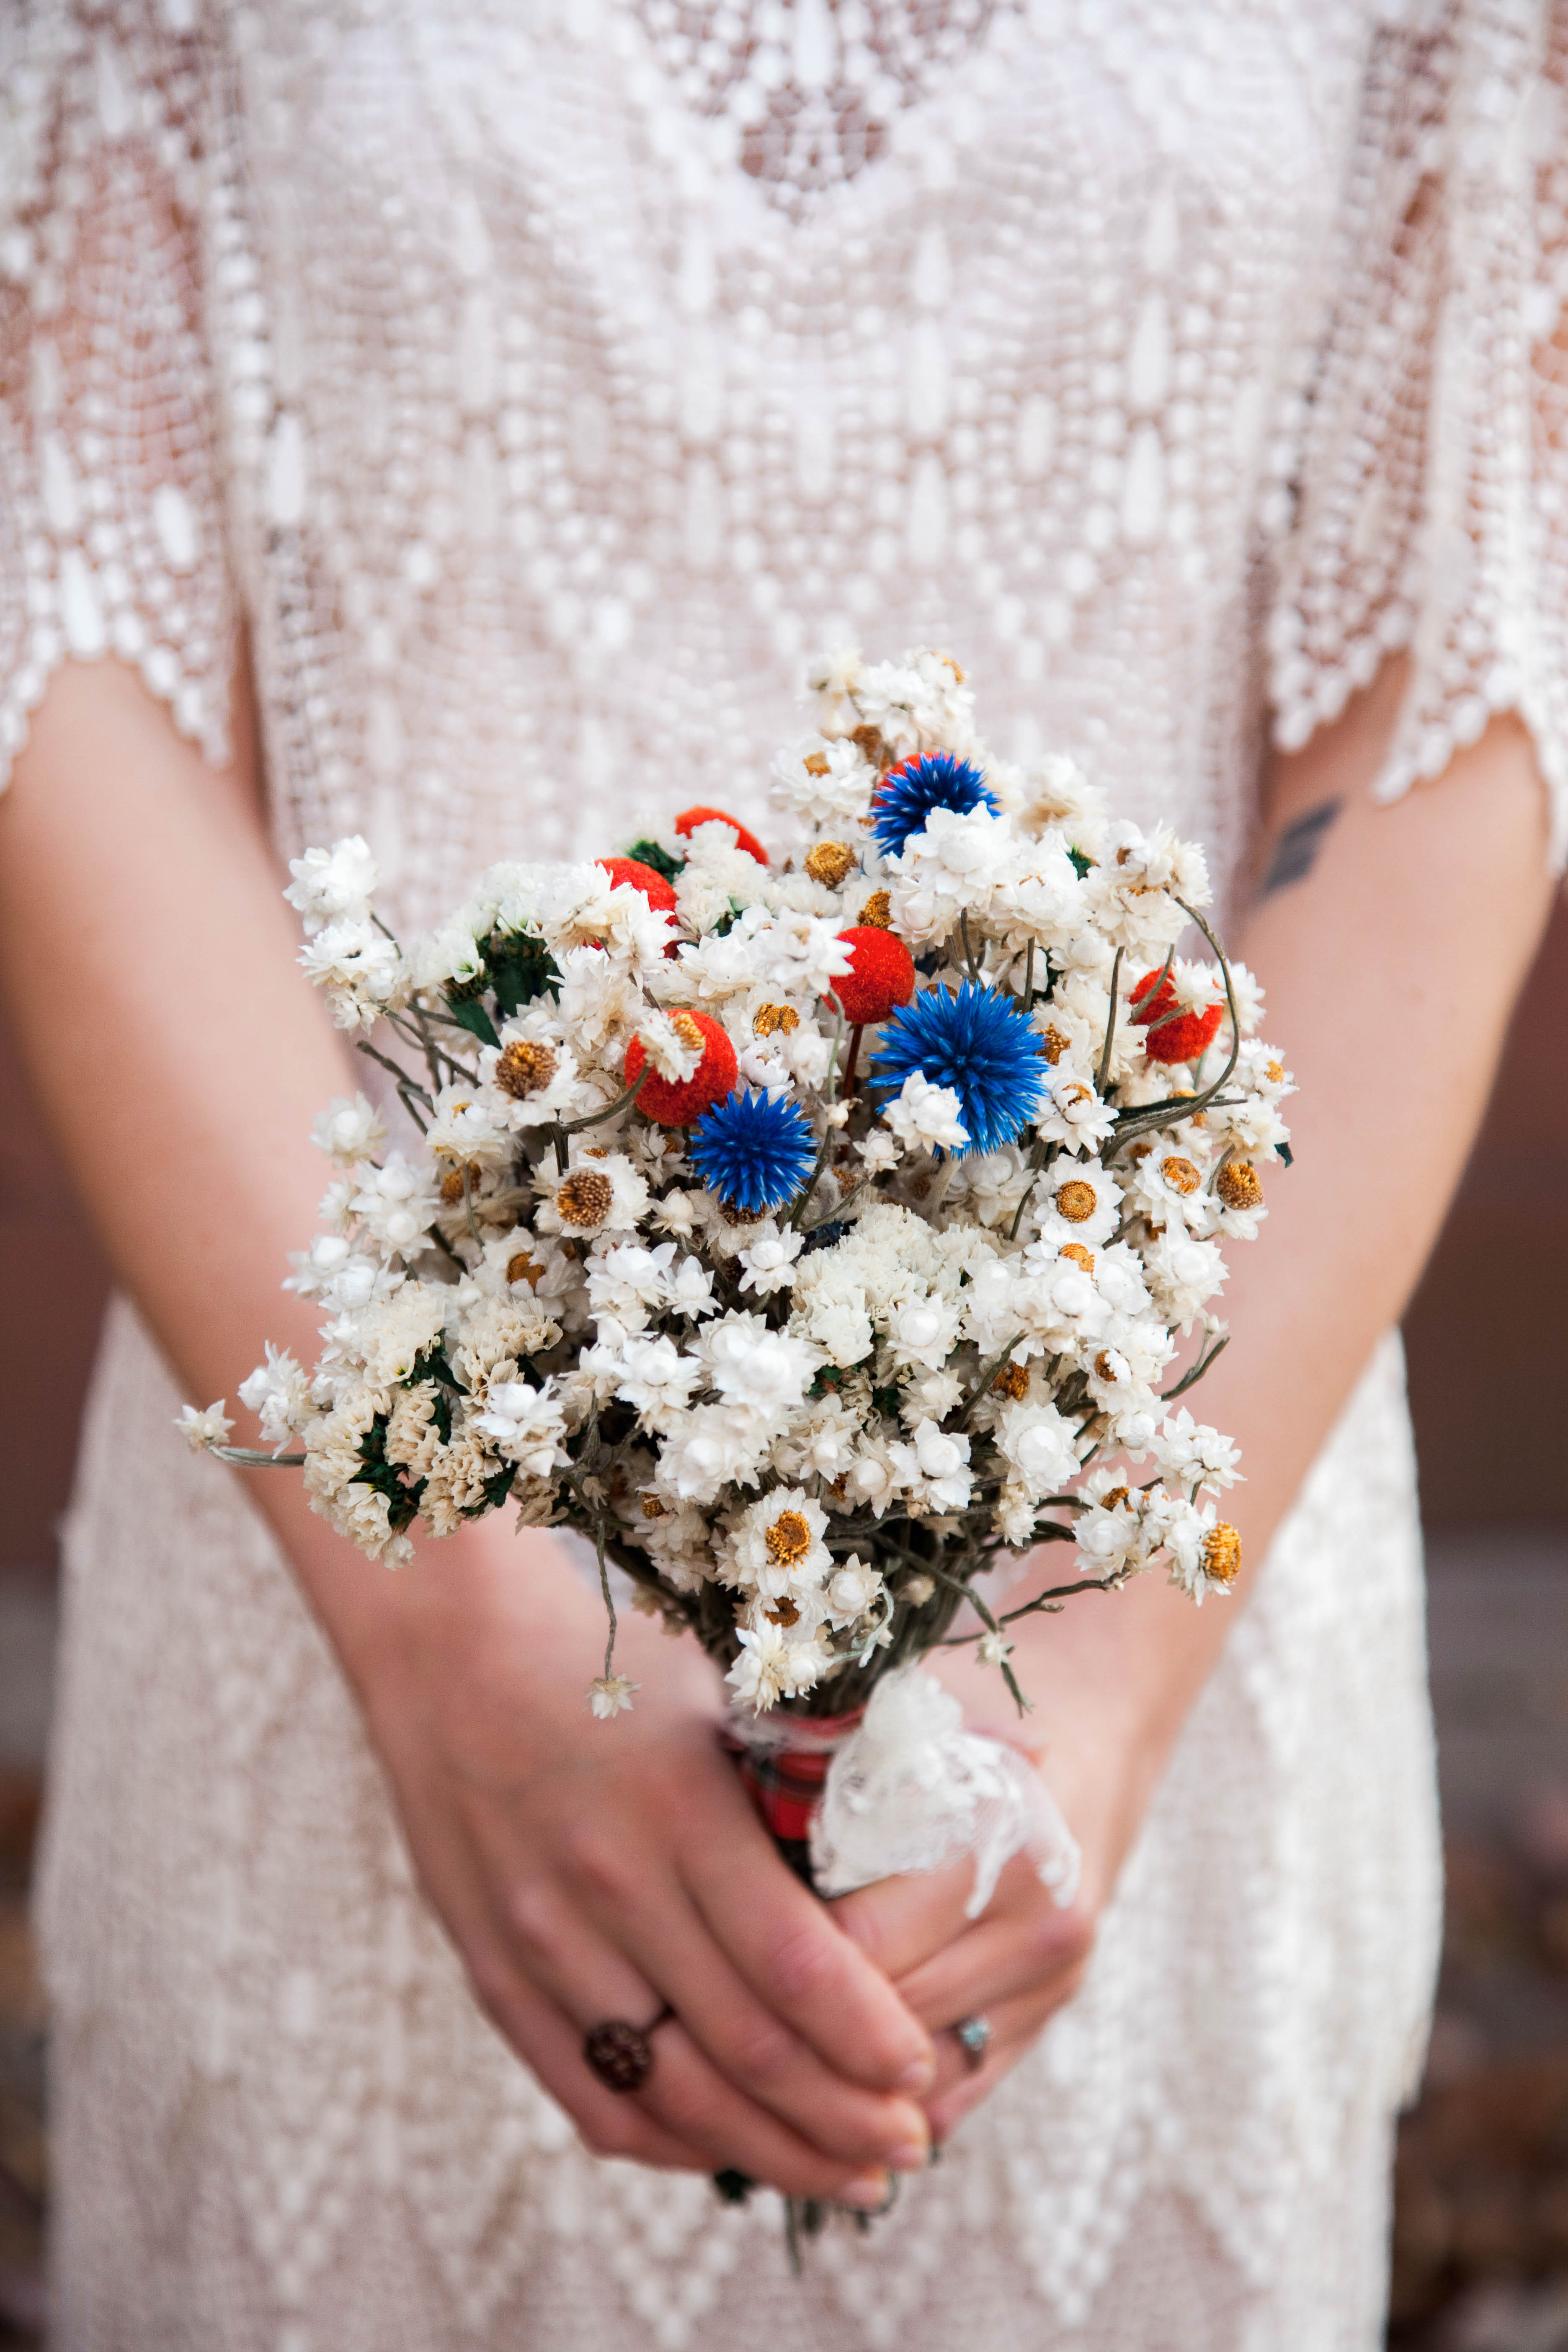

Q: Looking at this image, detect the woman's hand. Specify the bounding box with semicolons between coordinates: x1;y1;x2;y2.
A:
321;1511;937;2204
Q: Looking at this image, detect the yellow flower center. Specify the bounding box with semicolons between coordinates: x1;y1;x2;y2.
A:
1160;1155;1201;1196
1060;1242;1095;1274
669;1011;704;1052
556;1170;614;1227
640;1492;667;1520
496;1039;558;1099
805;841;855;888
505;1250;543;1289
764;1510;814;1566
753;1002;801;1038
992;1362;1030;1400
1041;1023;1070;1064
858;889;892;929
1055;1179;1098;1223
1202;1524;1243;1584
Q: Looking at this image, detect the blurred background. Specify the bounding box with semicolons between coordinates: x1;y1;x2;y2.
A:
0;894;1564;2348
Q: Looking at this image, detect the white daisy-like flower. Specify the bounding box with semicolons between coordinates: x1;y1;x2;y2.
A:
884;1072;969;1155
297;918;403;1030
657;1403;773;1504
587;1239;678;1332
994;1398;1081;1499
175;1399;234;1453
701;1313;820;1415
977;1629;1014;1669
1142;1229;1227;1331
910;1418;972;1511
857;1128;901;1174
607;1333;702;1429
351;1152;441;1257
825;1553;885;1628
726;1620;822;1711
729;1489;833;1601
1123;1143;1215;1235
587;1673;641;1719
771;734;878;830
423;1083;512;1168
238;1343;314;1452
311;1093;388;1166
1155;1496;1242;1604
1156;1407;1243;1495
632;1007;707;1083
887;1292;963;1372
1034;1061;1118;1153
352;1283;451;1385
474;1378;568;1477
284;836;379;936
736;1221;806;1297
1034;1158;1123;1248
535;1152;650;1240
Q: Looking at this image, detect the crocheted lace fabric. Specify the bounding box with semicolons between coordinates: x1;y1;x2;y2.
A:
4;0;1564;2342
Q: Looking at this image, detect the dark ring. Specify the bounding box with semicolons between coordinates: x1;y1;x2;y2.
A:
583;2005;674;2094
954;2014;992;2072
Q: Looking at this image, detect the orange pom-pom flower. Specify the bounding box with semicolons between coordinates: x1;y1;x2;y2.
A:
673;805;769;867
625;1011;738;1124
596;855;679;916
1131;969;1224;1065
824;927;917;1026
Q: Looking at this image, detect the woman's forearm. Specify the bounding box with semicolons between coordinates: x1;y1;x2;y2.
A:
0;652;534;1664
938;668;1558;1896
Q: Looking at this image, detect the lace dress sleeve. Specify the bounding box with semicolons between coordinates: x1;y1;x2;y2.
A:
1269;1;1568;867
0;3;236;789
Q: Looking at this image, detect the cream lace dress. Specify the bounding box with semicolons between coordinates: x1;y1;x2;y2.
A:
4;3;1567;2345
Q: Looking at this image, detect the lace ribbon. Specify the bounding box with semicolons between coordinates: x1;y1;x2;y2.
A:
728;1668;1081;1917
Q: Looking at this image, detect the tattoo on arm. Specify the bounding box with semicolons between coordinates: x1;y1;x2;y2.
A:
1261;798;1342;897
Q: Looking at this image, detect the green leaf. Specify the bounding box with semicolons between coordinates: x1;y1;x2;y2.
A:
487;928;561;1017
1067;846;1094;879
625;838;685;884
444;992;500;1048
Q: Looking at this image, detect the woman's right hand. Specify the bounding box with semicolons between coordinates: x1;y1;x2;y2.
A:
312;1509;936;2204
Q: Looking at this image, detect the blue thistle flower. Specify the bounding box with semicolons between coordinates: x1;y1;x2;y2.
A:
689;1088;817;1214
870;983;1045;1158
870;752;1000;858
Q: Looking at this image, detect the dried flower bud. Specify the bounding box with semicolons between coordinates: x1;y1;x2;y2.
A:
1216;1161;1263;1211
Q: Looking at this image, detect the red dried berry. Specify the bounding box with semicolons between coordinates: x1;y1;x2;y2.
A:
625;1011;739;1124
824;927;917;1026
596;855;679;915
673;805;769;867
1130;970;1225;1065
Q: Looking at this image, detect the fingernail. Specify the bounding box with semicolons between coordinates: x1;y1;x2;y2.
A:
839;2171;891;2211
897;2053;936;2094
887;2140;929;2174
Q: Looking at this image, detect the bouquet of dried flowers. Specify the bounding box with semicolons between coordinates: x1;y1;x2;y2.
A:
184;648;1289;1911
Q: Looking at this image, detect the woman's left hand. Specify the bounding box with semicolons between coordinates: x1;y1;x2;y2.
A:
832;1832;1096;2144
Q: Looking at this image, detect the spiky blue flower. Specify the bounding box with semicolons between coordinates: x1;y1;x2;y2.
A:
870;982;1045;1158
870;752;1000;858
689;1088;817;1214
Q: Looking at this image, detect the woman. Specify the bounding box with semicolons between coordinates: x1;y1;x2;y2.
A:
0;1;1562;2343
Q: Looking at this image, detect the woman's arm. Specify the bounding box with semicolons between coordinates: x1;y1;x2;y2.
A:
838;660;1559;2140
0;653;939;2202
